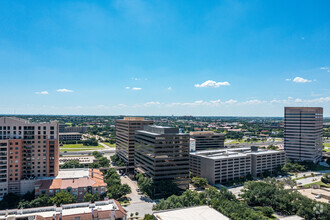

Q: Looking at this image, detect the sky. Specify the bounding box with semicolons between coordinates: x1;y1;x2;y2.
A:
0;0;329;116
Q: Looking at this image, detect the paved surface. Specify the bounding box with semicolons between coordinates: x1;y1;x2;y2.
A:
228;186;244;197
121;176;155;218
298;188;330;203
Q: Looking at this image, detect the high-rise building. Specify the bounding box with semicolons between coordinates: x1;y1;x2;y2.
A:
190;131;225;151
284;107;323;162
115;117;153;168
135;125;190;190
0;117;59;198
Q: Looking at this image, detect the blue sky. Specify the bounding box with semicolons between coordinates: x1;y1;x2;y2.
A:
0;0;329;116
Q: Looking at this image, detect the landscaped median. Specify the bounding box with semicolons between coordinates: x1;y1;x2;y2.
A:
60;144;105;152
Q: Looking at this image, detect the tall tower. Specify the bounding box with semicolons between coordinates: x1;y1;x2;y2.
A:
284;107;323;162
115;117;153;170
0;117;59;197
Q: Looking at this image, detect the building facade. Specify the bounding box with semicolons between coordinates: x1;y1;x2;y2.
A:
135;125;190;190
190;147;285;185
115;117;153;168
190;131;225;151
284;107;323;162
35;168;106;201
0;117;59;198
59;132;82;141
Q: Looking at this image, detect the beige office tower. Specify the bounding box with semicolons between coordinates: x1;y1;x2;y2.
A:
115;117;153;169
284;107;323;162
190;131;225;151
0;117;59;198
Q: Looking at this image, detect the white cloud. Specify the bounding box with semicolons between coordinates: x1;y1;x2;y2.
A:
242;99;265;104
125;87;131;89
292;77;312;83
195;80;230;88
132;87;142;90
144;101;161;106
57;88;73;93
132;78;141;80
320;67;328;70
285;78;291;81
225;99;238;104
167;87;172;90
35;91;48;95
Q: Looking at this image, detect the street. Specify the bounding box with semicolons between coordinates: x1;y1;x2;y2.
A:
121;175;155;218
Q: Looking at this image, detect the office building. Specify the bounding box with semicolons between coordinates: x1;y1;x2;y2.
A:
153;206;229;220
59;124;88;133
35;168;107;201
135;125;190;190
0;200;127;220
284;107;323;162
59;156;98;168
59;132;82;141
190;131;225;151
190;147;285;185
0;117;59;198
115;117;153;168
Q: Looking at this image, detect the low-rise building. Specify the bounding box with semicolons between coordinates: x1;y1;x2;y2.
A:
190;147;285;185
0;200;127;220
153;205;229;220
59;156;98;168
35;168;107;201
59;132;82;141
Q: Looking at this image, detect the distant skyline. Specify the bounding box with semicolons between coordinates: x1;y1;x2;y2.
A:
0;0;329;116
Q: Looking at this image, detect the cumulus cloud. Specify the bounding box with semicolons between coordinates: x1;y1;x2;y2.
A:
167;87;172;90
195;80;230;88
225;99;238;104
57;88;73;93
285;78;292;81
132;87;142;90
125;86;131;90
144;101;161;106
35;91;48;95
292;77;312;83
320;67;328;70
242;99;265;104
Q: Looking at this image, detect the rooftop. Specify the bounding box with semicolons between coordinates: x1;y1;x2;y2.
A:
0;200;126;219
153;205;229;220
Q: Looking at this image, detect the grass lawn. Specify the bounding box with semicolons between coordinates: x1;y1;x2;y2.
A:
303;181;330;188
60;144;105;152
101;142;116;147
323;143;330;148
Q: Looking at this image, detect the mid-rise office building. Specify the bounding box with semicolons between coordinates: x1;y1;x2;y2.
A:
59;124;88;133
284;107;323;162
190;131;225;151
0;117;59;198
135;125;190;190
190;147;285;185
59;132;82;141
115;117;153;168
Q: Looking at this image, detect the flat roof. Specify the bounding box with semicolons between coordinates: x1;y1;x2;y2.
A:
56;168;89;178
153;206;229;220
59;132;82;135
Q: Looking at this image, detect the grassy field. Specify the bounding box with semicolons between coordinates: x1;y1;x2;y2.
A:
303;181;330;188
101;142;116;148
60;144;105;152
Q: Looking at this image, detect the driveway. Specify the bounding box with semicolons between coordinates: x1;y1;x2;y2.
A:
121;176;155;218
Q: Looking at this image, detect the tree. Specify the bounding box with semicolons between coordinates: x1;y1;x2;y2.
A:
98;157;110;167
61;160;84;169
282;177;297;189
83;193;99;203
107;184;131;199
321;173;330;184
192;177;208;188
143;214;154;220
51;191;76;206
89;162;100;168
0;193;20;209
261;206;274;217
92;151;103;159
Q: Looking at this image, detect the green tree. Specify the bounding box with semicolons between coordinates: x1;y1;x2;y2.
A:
83;193;99;203
192;177;208;188
51;191;76;206
92;151;103;159
143;214;154;220
107;184;131;199
98;157;110;167
261;206;274;217
61;160;84;169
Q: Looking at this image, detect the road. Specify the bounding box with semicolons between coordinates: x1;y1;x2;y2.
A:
121;175;155;218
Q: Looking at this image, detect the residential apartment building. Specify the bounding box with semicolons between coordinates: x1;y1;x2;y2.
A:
59;132;82;141
135;125;190;190
190;131;225;151
0;200;127;220
115;117;153;169
0;117;59;198
190;147;285;185
284;107;323;162
35;168;106;201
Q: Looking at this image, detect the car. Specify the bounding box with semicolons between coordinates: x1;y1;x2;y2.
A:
298;182;302;185
315;195;321;199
